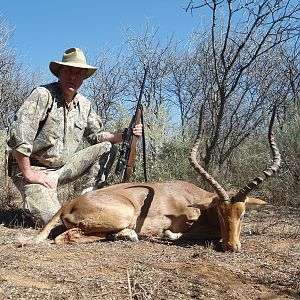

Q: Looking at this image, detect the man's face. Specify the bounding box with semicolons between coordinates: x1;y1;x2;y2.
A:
59;66;86;98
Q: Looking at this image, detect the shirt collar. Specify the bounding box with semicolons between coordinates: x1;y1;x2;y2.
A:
54;82;80;108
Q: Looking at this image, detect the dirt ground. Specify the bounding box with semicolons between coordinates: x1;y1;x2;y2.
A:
0;206;299;300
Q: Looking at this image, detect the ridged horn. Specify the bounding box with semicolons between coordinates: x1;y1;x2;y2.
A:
189;105;230;202
232;105;282;203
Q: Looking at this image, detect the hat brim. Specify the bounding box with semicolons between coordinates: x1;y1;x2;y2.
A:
49;61;97;79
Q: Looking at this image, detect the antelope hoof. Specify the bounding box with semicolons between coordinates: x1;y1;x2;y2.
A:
126;230;139;243
164;229;183;240
108;229;139;243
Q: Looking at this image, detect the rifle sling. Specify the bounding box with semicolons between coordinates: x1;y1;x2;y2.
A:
141;110;147;182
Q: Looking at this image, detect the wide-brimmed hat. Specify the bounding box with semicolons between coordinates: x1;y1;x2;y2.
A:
49;47;97;79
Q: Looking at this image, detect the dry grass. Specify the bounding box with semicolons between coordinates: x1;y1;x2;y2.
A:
0;205;299;300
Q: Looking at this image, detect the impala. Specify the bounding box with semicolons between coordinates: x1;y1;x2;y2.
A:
22;109;281;251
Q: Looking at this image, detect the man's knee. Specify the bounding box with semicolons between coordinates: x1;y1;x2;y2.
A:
23;203;59;225
22;184;61;225
96;141;113;156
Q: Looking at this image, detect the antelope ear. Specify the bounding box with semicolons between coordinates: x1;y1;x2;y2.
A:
245;197;267;208
188;197;218;210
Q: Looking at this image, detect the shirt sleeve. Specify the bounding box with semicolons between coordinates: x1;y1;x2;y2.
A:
7;87;52;156
84;108;110;144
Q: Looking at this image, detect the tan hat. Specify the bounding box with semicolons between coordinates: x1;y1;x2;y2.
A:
49;47;97;79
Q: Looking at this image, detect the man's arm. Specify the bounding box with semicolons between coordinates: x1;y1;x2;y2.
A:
102;124;143;144
13;149;55;189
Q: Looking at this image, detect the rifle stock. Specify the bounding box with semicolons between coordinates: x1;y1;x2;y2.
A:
122;107;142;182
115;67;148;182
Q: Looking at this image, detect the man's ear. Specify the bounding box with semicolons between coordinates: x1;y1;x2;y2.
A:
245;197;267;209
188;197;218;210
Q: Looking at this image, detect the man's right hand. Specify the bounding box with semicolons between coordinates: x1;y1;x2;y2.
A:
13;149;55;189
23;169;56;189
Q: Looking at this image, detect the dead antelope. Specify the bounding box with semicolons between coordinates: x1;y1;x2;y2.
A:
22;108;281;251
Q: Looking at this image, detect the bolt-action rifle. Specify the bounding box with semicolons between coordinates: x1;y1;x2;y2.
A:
115;66;148;182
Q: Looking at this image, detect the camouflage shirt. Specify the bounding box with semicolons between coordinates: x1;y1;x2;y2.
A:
8;82;109;168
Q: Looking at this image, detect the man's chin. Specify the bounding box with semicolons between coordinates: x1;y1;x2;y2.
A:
63;87;77;95
67;87;77;92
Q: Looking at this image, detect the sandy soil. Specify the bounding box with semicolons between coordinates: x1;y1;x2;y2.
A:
0;206;299;300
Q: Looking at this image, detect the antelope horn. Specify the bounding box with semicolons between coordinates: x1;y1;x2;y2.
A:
189;105;230;202
232;105;282;203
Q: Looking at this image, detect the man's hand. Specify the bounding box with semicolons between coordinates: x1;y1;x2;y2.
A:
133;123;143;138
23;169;56;189
13;149;55;189
103;123;143;144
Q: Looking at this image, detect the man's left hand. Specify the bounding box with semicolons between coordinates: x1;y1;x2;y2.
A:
133;123;143;138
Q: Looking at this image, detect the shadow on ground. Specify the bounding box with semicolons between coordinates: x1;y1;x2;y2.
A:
139;234;223;251
0;208;35;228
